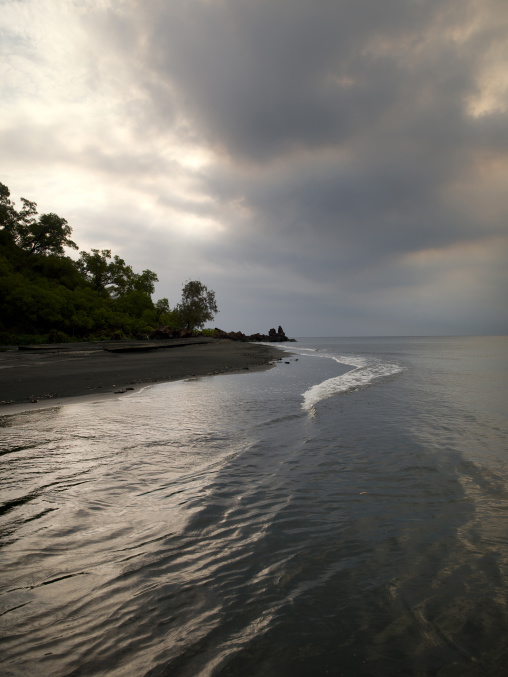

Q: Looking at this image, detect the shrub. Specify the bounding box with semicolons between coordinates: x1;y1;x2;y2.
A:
48;329;70;343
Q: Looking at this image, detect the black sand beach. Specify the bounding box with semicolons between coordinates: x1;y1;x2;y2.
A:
0;339;284;410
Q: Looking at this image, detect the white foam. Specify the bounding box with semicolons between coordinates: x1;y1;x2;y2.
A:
301;352;403;411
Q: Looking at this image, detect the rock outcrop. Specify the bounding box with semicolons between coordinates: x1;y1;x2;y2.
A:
213;325;295;342
148;325;296;342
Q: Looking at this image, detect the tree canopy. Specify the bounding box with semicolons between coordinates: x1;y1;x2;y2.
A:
0;181;218;344
0;183;77;255
76;249;158;297
176;280;219;330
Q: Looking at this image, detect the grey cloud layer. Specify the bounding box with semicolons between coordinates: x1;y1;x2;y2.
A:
138;0;501;157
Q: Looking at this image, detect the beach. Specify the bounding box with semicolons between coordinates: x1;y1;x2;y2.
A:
0;338;283;410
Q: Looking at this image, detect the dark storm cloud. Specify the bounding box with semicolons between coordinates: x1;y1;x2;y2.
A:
129;0;507;241
137;0;487;160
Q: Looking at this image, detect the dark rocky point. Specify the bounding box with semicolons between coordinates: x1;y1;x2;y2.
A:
148;325;296;342
212;325;295;342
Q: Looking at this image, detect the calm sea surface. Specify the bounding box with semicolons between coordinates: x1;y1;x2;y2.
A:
1;336;507;676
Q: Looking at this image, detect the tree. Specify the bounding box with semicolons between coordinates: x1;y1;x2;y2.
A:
132;269;158;296
176;280;218;330
77;249;114;293
18;212;78;255
78;248;159;298
0;182;17;240
154;297;170;324
0;182;77;255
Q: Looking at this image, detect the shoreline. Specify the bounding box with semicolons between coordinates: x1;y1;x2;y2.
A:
0;339;287;415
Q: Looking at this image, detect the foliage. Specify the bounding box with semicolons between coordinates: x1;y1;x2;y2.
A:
154;298;170;324
176;280;218;330
0;182;77;255
77;248;158;298
77;249;113;293
0;181;219;344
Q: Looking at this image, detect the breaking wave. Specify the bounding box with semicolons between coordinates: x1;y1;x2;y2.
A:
300;351;404;411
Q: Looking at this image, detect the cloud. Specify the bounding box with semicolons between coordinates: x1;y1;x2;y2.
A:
1;0;507;334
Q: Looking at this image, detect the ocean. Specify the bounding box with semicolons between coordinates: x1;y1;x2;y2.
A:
0;336;507;676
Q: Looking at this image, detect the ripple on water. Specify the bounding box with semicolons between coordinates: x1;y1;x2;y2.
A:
1;339;507;676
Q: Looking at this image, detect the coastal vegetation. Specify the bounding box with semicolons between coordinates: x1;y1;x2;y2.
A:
0;182;218;344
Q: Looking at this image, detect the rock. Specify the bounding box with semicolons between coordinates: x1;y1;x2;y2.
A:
213;325;292;342
256;326;290;342
148;324;296;342
213;328;248;341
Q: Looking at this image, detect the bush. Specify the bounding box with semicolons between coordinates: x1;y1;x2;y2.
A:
48;329;71;343
0;332;49;345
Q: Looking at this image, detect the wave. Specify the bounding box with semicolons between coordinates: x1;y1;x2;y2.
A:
300;352;403;411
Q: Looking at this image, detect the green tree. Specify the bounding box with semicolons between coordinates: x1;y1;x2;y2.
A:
78;249;158;298
0;182;77;255
154;297;170;324
0;182;17;243
133;269;158;296
18;212;78;255
176;280;218;331
78;249;114;293
0;181;165;342
31;253;85;290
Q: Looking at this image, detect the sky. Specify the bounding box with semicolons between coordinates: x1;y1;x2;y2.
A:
1;0;507;336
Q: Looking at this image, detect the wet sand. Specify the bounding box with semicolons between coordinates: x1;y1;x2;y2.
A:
0;339;285;412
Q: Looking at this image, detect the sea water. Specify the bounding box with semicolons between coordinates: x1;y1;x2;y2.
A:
0;336;507;676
